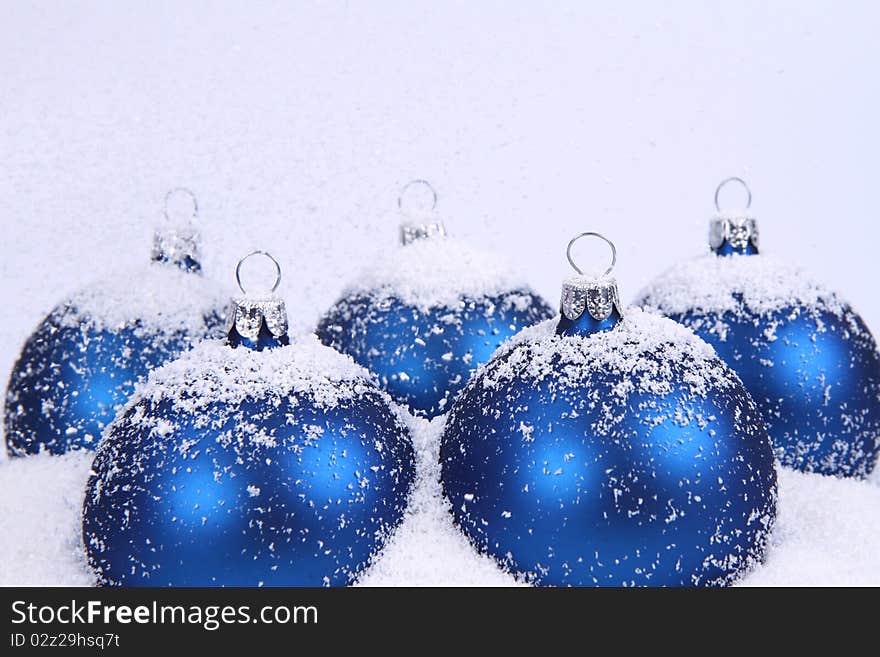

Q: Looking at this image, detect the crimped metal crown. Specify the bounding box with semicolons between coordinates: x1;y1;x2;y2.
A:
399;220;447;245
560;275;623;322
151;227;201;270
227;295;289;342
709;213;759;252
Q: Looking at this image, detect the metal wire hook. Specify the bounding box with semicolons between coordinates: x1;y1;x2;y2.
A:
398;179;438;216
566;232;617;277
163;187;199;222
714;177;752;212
235;250;282;295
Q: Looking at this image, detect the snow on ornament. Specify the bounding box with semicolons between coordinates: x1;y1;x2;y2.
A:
316;180;553;418
82;251;416;586
5;189;228;456
440;232;778;586
638;178;880;478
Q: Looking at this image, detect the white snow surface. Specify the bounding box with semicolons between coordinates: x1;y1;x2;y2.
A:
134;333;375;413
58;262;231;334
359;415;522;586
0;451;95;586
486;309;733;401
740;468;880;586
637;253;843;318
1;420;879;587
339;235;531;310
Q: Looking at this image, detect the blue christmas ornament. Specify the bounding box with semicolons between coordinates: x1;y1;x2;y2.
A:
317;180;553;418
441;233;777;587
83;251;415;586
5;189;227;456
638;178;880;478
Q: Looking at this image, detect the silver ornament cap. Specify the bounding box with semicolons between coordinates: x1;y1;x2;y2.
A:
559;232;624;322
561;274;623;322
400;220;447;245
152;228;201;267
228;295;289;341
397;179;448;246
226;251;290;346
709;177;759;252
709;215;759;251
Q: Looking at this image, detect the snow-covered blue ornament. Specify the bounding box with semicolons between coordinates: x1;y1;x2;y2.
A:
5;189;227;456
83;251;415;586
638;178;880;478
441;233;777;586
317;181;553;418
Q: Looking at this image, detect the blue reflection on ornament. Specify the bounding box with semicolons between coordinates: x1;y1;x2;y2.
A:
83;389;414;586
152;251;201;274
5;310;223;456
667;301;880;477
317;291;553;418
556;308;621;336
226;323;289;351
441;303;777;586
716;242;758;257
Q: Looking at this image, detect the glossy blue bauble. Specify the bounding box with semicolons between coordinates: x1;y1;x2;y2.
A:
317;292;553;418
668;305;880;477
5;266;226;456
440;309;777;586
639;254;880;478
82;338;415;586
317;235;553;418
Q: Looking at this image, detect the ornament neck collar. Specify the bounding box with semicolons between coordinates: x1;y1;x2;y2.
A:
556;275;623;336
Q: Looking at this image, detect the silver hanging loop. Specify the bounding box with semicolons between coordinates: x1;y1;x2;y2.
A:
714;177;752;212
566;231;617;277
235;250;282;294
164;187;199;222
398;179;438;215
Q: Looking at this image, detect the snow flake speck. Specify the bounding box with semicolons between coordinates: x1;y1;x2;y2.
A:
637;253;843;319
336;236;531;311
134;334;377;417
56;262;229;335
476;308;737;409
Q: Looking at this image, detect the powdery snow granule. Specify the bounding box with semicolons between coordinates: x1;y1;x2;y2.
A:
335;235;533;311
0;451;95;586
636;252;843;319
57;263;230;336
740;468;880;586
358;415;521;586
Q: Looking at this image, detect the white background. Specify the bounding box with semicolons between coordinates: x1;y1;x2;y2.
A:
2;0;879;423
